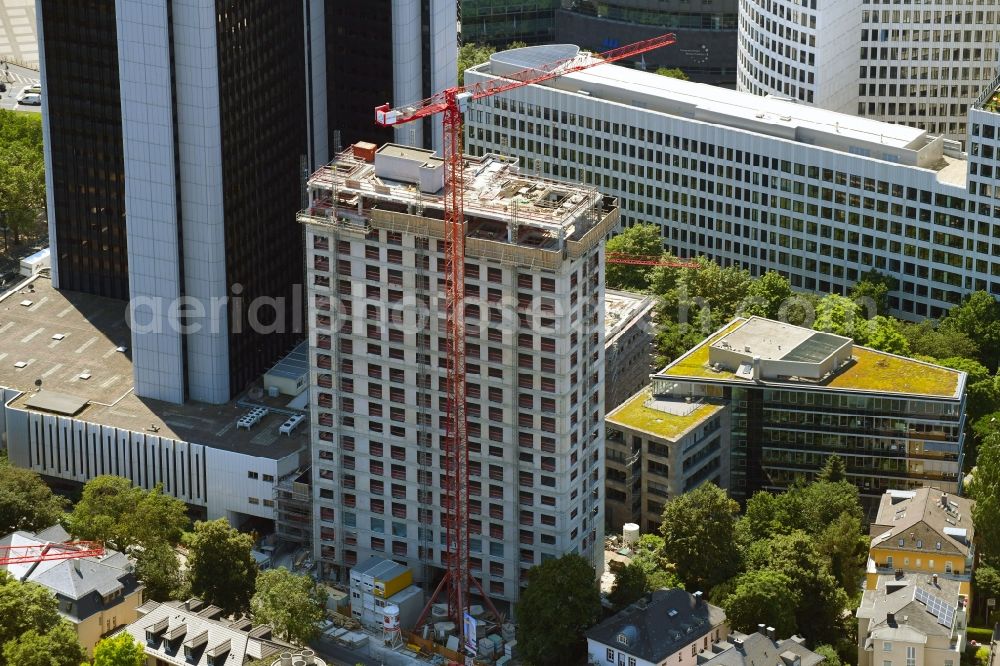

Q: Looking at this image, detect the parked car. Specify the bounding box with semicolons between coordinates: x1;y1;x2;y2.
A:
17;93;41;106
21;84;41;95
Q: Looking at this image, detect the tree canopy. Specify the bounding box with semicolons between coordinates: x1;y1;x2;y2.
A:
0;110;45;243
655;67;689;80
458;43;495;86
251;568;328;645
608;560;648;610
2;623;84;666
66;475;188;553
659;483;740;592
187;519;257;617
605;223;665;291
969;434;1000;564
849;269;897;317
516;554;601;666
721;568;798;638
0;457;67;536
0;572;84;666
93;632;146;666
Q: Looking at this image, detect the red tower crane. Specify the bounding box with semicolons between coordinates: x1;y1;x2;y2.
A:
606;253;701;268
374;34;677;640
0;541;104;566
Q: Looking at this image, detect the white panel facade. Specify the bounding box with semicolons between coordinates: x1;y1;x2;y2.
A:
116;0;185;404
305;0;329;169
737;0;860;113
171;0;231;405
465;53;1000;321
858;3;1000;142
428;0;457;154
1;395;295;521
4;404;209;507
739;0;1000;142
35;0;59;289
391;0;423;148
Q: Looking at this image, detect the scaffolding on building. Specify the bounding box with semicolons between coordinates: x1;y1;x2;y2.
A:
274;470;312;547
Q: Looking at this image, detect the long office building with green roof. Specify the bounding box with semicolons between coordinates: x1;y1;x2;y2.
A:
605;316;967;531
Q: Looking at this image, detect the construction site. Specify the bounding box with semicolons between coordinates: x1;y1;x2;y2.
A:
299;34;677;666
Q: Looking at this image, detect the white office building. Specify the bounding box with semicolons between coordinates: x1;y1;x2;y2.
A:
465;46;1000;321
737;0;1000;142
302;142;614;602
0;276;309;526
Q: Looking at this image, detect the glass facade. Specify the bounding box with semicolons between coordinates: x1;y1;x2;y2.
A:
40;0;129;300
216;0;309;396
462;0;560;46
325;0;394;150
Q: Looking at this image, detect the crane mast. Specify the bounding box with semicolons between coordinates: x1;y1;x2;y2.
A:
375;33;677;643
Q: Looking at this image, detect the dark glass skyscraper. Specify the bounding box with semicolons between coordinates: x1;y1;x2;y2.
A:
38;0;456;404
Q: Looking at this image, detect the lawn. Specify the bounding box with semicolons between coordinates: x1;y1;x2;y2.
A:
659;319;747;380
826;347;961;398
607;387;723;440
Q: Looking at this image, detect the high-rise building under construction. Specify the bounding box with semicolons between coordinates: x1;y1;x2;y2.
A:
302;142;615;602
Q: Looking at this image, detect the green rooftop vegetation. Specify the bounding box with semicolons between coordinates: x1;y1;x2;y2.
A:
983;90;1000;113
607;388;723;440
826;347;960;398
660;319;747;379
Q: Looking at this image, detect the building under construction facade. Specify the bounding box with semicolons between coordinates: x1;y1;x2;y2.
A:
302;142;616;603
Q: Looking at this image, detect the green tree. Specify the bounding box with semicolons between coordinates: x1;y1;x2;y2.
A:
0;110;45;243
814;512;870;595
849;269;897;317
66;476;188;552
969;434;1000;563
721;569;799;638
940;291;1000;370
187;519;257;617
516;554;601;666
974;565;1000;606
631;535;683;591
899;319;979;361
0;457;67;535
1;623;84;666
251;568;328;645
608;560;648;610
659;483;740;592
0;571;62;654
938;357;992;385
740;271;792;319
93;632;145;666
605;223;665;291
813;644;843;666
655;67;689;80
753;531;848;644
863;316;910;355
972;412;1000;445
135;541;184;602
814;294;865;341
458;43;496;85
817;454;847;483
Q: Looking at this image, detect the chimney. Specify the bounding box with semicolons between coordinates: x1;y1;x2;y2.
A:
941;493;948;508
933;574;939;586
758;624;766;634
752;356;762;382
767;627;776;640
694;591;703;603
72;558;81;574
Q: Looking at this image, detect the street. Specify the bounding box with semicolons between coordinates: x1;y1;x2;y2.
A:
0;61;40;113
